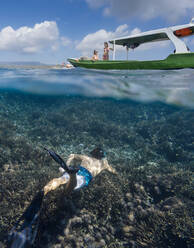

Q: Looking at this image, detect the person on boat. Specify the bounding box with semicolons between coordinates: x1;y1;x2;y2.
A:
103;42;113;61
92;50;99;61
65;63;73;69
9;148;116;247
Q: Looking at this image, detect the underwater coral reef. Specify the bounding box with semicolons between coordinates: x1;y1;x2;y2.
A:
0;90;193;247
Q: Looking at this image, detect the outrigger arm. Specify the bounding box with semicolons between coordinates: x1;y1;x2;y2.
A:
166;28;190;53
109;18;194;58
113;40;116;60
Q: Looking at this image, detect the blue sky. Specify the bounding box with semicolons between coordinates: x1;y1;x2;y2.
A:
0;0;194;64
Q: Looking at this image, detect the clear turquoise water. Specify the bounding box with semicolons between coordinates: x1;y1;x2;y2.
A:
0;68;194;108
0;68;193;248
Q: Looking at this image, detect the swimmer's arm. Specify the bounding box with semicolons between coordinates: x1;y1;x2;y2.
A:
103;159;117;174
66;154;84;166
66;154;75;166
106;164;117;174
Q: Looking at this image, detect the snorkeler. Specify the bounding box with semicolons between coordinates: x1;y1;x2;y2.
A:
9;147;116;247
43;147;116;195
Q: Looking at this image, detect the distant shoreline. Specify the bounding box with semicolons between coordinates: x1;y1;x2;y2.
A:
0;64;65;69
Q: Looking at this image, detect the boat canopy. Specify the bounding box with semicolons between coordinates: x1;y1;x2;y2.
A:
109;18;194;56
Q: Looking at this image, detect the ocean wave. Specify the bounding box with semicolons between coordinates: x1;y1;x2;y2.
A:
0;68;194;108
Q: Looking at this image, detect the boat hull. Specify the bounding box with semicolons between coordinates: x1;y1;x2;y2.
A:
68;53;194;70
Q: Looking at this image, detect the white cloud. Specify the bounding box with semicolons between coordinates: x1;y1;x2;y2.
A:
61;36;71;46
86;0;194;21
0;21;60;53
76;24;133;56
130;28;141;36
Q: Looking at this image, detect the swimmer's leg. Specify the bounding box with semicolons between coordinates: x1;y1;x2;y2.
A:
44;175;69;195
64;172;77;195
43;171;77;196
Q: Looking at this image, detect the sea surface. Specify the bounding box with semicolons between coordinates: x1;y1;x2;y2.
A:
0;67;193;248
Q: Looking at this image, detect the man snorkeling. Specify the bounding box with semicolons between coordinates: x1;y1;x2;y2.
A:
44;147;116;195
9;147;116;247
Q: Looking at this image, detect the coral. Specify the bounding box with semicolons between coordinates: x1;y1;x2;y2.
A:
0;90;193;247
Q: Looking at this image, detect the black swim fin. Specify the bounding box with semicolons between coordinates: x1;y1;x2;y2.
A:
9;190;44;248
44;148;70;172
22;190;44;224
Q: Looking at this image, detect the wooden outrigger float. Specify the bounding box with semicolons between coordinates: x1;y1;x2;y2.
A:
68;18;194;70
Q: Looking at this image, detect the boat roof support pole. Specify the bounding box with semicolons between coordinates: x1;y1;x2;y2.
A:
113;40;116;60
166;28;189;53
